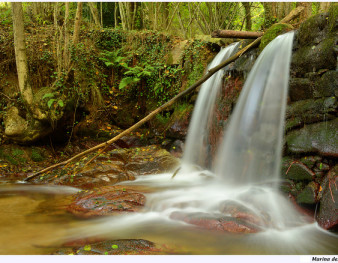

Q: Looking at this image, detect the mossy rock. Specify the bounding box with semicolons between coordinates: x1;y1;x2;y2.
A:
297;13;330;46
313;71;338;98
296;181;319;204
291;34;336;75
285;97;337;131
328;3;338;33
286;118;338;157
259;23;294;52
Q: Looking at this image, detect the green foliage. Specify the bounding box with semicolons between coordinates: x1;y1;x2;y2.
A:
31;148;44;162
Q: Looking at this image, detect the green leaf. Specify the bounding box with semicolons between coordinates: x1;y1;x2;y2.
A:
42;93;55;99
84;245;91;251
112;244;118;249
47;99;55;108
119;77;140;90
58;100;64;107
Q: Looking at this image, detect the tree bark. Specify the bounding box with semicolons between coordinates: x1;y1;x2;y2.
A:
24;36;262;181
212;30;263;39
88;2;101;27
11;3;34;107
242;2;252;31
73;2;83;45
319;2;331;13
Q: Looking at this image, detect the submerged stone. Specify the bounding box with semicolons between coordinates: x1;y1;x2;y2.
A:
170;211;261;234
67;185;146;218
53;239;164;255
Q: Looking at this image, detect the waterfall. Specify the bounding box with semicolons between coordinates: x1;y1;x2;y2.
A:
182;42;240;169
214;32;295;186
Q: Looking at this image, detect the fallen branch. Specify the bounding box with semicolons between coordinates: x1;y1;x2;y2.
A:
280;6;305;24
24;36;262;182
212;30;263;39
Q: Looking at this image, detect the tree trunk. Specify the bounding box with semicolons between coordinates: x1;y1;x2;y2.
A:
319;2;331;13
297;2;312;21
11;3;34;107
63;3;70;70
263;2;277;28
88;2;101;27
11;2;46;121
242;2;252;31
212;30;263;39
73;2;83;45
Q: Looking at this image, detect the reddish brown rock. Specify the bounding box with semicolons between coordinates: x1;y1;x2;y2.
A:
170;211;261;234
67;185;146;218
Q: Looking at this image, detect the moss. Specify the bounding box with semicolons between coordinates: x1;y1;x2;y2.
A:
328;3;338;33
296;182;318;204
259;23;294;51
31;148;44;162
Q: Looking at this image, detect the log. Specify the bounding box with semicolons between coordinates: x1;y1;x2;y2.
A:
24;36;262;182
212;30;263;39
280;6;305;24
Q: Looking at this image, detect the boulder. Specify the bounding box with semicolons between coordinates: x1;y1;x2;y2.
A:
286;118;338;157
67;185;146;218
316;165;338;231
285;162;315;181
296;181;320;204
288;78;313;101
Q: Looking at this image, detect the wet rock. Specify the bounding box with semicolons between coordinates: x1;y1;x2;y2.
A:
170;211;261;234
296;181;319;204
288;78;313;102
219;200;267;227
286;118;338;157
34;145;179;188
300;156;322;170
316;165;338;231
313;71;338;98
297;13;330;46
291;36;336;76
285;162;315;181
53;239;164;255
285;97;337;131
67;185;146;218
166;104;193;140
125;146;180;175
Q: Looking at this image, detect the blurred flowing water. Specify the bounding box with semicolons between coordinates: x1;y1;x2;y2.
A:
0;32;337;255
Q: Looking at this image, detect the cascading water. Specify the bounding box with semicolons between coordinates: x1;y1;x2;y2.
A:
182;42;239;169
19;32;336;254
214;32;294;187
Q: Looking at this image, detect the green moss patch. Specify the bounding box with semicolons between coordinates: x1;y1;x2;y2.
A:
259;23;294;52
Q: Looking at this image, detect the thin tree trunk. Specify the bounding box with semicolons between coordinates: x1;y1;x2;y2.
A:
24;37;262;181
11;2;46;120
280;6;305;23
11;3;34;106
243;2;252;31
88;2;101;28
100;2;103;26
319;2;331;13
63;2;70;70
53;2;58;29
73;2;83;45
